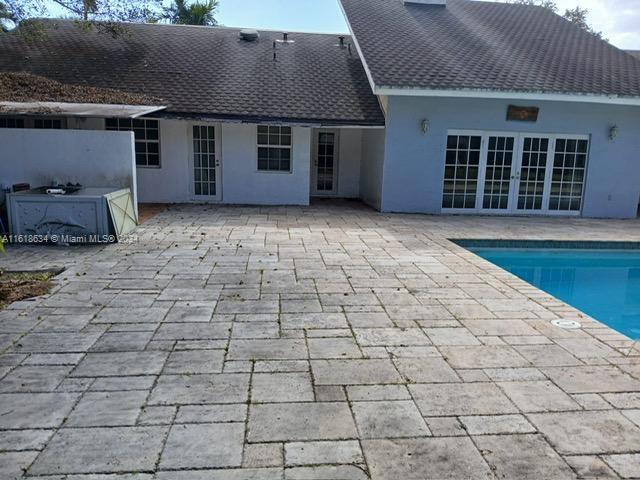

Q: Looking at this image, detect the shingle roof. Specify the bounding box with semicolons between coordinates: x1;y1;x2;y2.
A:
340;0;640;98
628;50;640;61
0;20;384;125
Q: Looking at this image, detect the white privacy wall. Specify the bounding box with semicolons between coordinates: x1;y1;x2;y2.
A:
0;128;137;204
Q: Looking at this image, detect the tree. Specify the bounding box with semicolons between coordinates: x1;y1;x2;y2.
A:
1;0;164;34
509;0;604;39
163;0;219;26
509;0;557;12
563;6;604;39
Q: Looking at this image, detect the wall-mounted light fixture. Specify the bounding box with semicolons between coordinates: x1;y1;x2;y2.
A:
421;119;430;135
609;125;619;141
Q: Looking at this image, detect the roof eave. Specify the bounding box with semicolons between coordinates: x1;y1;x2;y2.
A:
0;102;167;118
373;86;640;106
153;111;385;127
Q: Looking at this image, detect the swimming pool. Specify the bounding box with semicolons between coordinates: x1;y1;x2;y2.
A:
465;244;640;340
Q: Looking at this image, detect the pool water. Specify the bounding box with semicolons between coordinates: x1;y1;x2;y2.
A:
470;248;640;340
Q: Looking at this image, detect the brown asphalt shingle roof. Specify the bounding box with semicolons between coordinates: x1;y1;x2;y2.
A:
0;20;384;125
340;0;640;98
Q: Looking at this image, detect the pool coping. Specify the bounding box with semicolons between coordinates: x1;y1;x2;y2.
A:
451;239;640;250
450;237;640;345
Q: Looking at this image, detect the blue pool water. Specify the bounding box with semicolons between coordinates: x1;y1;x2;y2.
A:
469;247;640;339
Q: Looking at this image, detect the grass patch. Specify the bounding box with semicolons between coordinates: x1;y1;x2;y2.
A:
0;270;57;309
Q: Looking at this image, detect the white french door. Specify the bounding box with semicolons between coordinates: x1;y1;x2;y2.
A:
442;130;589;216
312;130;339;196
191;124;221;201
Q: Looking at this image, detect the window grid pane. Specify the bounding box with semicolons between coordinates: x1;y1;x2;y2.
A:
0;117;25;128
193;125;217;196
517;137;549;210
442;135;481;209
549;138;588;211
483;136;515;210
257;126;292;172
34;118;63;129
106;118;160;167
316;132;335;191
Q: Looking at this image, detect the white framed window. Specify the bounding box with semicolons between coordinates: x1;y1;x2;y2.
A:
34;118;64;129
0;117;25;128
0;117;65;129
257;125;292;172
549;138;588;212
106;118;160;167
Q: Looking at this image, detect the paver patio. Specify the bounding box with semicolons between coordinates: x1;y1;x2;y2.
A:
1;201;640;479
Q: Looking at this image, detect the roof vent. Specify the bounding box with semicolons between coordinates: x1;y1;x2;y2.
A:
239;29;259;42
276;32;295;44
403;0;446;5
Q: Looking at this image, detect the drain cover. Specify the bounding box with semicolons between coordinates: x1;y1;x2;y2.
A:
551;319;582;330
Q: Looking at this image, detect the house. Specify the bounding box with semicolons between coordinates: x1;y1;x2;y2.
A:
1;0;640;218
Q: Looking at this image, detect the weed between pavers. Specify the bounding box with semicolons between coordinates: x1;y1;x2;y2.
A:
0;270;55;308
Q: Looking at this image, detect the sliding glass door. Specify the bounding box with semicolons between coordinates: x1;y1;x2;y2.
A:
442;131;589;215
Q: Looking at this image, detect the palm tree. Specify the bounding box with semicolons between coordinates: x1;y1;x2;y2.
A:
164;0;219;26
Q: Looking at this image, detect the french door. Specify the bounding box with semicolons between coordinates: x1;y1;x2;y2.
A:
191;124;221;201
442;131;589;215
312;130;339;196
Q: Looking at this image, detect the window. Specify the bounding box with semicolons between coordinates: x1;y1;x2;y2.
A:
483;136;515;210
0;117;25;128
549;138;588;211
257;125;292;172
517;137;549;210
442;134;481;209
106;118;160;167
34;118;63;129
0;117;65;129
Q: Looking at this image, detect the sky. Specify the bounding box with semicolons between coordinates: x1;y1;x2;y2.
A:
40;0;640;49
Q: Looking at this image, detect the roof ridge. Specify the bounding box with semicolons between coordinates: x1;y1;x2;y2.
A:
29;17;350;37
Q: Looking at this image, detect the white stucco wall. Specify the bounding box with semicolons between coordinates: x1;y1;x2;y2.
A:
0;128;137;204
359;128;386;210
136;119;191;203
382;96;640;218
221;124;311;206
336;129;362;198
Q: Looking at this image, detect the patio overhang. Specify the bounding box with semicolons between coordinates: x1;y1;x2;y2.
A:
0;101;166;118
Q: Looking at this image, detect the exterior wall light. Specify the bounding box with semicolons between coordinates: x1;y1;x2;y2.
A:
609;125;619;141
421;119;430;135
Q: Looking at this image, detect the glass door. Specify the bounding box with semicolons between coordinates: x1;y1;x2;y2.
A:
442;131;589;215
512;135;589;215
480;135;517;211
514;136;551;212
192;124;221;201
312;130;339;196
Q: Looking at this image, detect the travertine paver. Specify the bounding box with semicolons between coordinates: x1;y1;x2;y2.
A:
1;202;639;479
28;426;168;474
